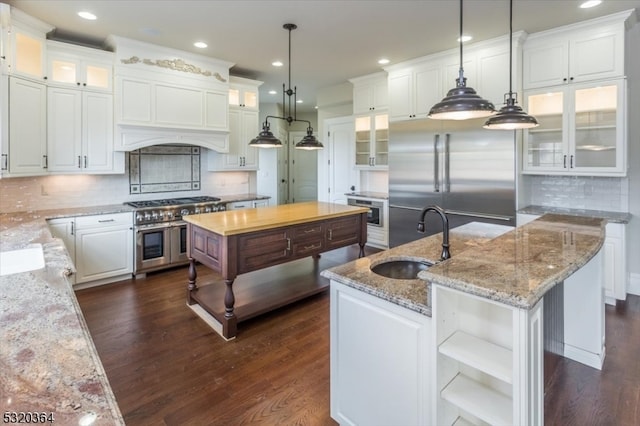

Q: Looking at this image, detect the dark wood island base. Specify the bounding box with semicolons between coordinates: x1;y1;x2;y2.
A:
184;202;368;339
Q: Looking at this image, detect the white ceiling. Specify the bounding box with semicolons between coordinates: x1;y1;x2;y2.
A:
6;0;640;112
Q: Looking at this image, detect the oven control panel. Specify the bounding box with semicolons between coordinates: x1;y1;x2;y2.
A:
134;203;226;225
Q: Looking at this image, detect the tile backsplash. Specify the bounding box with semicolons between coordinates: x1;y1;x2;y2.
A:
0;161;251;214
524;175;629;212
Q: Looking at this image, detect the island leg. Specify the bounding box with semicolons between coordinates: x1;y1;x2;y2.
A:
223;278;238;339
358;242;365;258
187;257;198;305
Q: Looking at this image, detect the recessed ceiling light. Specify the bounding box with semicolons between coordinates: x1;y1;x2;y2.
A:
580;0;602;8
193;41;207;48
77;11;97;20
378;58;390;65
272;61;283;67
457;35;472;43
268;90;277;95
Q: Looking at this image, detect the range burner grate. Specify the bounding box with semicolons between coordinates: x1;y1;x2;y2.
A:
126;196;221;209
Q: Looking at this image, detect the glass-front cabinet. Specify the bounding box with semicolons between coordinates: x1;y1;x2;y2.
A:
355;113;388;169
523;79;625;176
47;41;113;91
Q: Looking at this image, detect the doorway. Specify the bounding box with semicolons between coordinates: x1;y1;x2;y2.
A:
288;131;318;203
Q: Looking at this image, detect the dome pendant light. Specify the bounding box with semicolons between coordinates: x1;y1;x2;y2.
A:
428;0;496;120
249;23;323;150
484;0;539;130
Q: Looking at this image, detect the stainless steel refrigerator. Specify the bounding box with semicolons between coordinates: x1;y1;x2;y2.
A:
389;118;515;247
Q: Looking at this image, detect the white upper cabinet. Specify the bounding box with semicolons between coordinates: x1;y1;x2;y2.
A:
228;76;261;110
523;11;630;89
5;9;53;81
47;41;113;92
523;79;626;176
8;76;47;174
208;76;262;171
350;72;388;115
385;34;520;122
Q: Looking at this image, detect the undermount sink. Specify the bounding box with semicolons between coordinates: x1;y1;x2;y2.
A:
370;260;433;280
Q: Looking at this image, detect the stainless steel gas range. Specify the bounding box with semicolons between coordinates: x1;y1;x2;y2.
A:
126;196;226;275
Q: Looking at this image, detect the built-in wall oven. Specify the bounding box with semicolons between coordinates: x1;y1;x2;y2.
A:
347;197;384;227
127;196;225;275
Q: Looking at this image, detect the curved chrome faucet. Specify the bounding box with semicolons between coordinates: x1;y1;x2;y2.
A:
417;205;451;261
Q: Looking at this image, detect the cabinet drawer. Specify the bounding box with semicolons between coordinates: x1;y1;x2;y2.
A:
290;222;324;240
75;212;132;229
291;236;324;257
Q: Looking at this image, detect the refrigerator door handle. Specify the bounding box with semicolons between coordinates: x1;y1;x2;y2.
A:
444;133;451;193
389;204;423;211
433;134;440;192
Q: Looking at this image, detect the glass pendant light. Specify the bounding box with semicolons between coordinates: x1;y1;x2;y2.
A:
249;24;322;149
484;0;539;130
429;0;496;120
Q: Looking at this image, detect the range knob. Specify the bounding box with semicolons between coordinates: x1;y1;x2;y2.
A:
194;207;201;214
180;208;189;216
151;211;159;220
205;207;212;213
167;211;174;219
144;212;152;221
136;213;143;223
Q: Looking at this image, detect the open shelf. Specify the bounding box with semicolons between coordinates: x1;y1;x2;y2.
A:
441;374;512;426
439;331;513;384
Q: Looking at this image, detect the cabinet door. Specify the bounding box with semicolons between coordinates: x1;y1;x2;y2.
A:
47;87;82;172
603;223;626;303
373;114;388;167
353;84;375;114
330;281;431;426
83;92;113;171
571;80;624;174
83;60;112;91
523;40;569;89
11;26;46;80
75;225;133;284
240;109;259;169
354;115;373;166
205;89;228;130
326;215;362;249
570;29;624;83
388;70;413;121
414;64;441;118
477;47;511;109
523;88;567;173
48;218;76;262
9;77;47;174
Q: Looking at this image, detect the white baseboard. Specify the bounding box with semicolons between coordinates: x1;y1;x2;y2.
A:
629;272;640;296
564;344;605;371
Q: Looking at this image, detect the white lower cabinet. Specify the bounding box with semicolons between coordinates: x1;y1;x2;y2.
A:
432;285;543;426
48;212;133;287
226;198;269;210
330;281;431;426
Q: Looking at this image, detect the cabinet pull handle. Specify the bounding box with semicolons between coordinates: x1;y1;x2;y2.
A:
78;156;82;168
304;228;316;233
328;229;333;240
84;155;87;168
77;82;81;86
286;237;291;251
43;155;48;169
570;155;574;168
71;222;74;236
563;155;567;168
1;153;7;170
98;219;115;223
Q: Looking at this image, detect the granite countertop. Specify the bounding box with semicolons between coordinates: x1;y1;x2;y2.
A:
321;222;513;316
1;206;128;425
217;193;271;204
422;214;605;309
322;214;606;315
519;204;631;224
184;201;369;236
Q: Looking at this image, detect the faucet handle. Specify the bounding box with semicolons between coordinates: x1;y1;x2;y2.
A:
417;221;425;233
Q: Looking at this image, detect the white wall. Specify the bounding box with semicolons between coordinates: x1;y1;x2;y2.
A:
625;19;640;292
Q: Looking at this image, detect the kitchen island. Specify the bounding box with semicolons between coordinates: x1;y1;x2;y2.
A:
183;201;369;339
322;214;606;426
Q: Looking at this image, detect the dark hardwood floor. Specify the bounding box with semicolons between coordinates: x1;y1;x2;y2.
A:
76;247;640;425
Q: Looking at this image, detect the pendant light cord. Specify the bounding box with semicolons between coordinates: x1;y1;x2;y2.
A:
508;0;513;97
457;0;465;87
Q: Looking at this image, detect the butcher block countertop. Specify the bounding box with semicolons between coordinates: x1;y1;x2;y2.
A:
322;214;606;315
183;201;369;235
